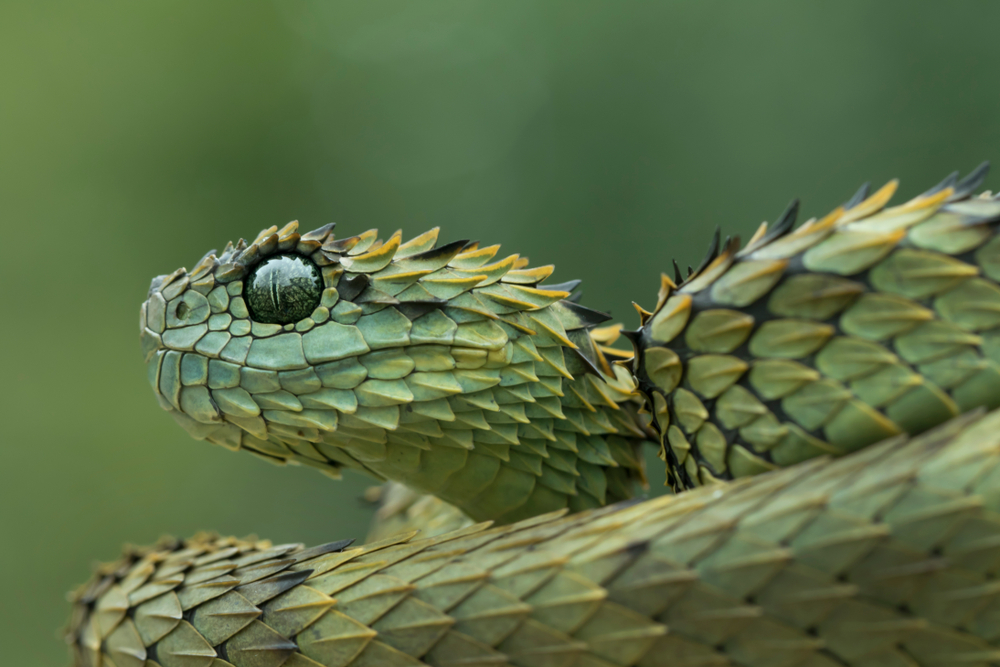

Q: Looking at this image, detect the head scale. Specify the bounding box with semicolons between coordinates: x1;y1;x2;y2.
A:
140;221;652;522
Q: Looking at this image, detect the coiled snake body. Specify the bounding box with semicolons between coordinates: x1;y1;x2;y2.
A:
68;164;1000;666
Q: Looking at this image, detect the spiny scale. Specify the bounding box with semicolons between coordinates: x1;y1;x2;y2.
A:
635;163;1000;490
67;408;1000;666
140;223;654;524
66;162;1000;665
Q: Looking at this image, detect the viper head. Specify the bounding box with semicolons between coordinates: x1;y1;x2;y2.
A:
140;221;651;522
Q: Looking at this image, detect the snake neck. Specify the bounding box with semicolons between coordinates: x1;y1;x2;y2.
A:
321;322;653;524
631;164;1000;490
141;224;655;524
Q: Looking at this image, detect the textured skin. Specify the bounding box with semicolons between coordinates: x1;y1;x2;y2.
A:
67;165;1000;666
68;408;1000;666
139;223;652;523
631;165;1000;490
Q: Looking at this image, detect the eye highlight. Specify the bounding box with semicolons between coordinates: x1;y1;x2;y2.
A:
245;254;323;324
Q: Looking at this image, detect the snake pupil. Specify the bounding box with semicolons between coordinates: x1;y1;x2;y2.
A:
245;254;322;324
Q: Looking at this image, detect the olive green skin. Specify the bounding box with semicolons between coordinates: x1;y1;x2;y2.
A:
66;165;1000;666
67;408;1000;667
139;221;651;525
631;164;1000;491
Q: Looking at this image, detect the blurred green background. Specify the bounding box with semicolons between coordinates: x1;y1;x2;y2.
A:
3;1;1000;663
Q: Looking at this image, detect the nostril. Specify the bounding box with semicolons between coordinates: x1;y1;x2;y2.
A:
166;291;210;328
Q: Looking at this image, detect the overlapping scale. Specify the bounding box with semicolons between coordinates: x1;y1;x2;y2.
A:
142;220;654;523
635;163;1000;489
67;409;1000;666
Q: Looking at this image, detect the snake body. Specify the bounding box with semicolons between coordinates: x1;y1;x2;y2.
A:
68;164;1000;666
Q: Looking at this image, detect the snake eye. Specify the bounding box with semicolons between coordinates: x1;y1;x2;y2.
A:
245;254;323;324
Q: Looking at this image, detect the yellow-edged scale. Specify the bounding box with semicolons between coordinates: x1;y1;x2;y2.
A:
632;163;1000;490
139;222;653;524
67;163;1000;667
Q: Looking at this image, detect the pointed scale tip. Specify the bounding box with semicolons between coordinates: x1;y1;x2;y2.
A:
844;182;871;210
693;226;722;277
632;302;653;325
561;300;613;328
542;279;583;295
655;273;676;312
754;199;799;248
619;328;643;351
950;161;991;201
923;170;958;197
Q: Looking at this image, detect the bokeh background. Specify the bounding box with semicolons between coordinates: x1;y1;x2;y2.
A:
3;1;1000;663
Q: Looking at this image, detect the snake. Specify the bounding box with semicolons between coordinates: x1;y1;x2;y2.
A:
66;162;1000;667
